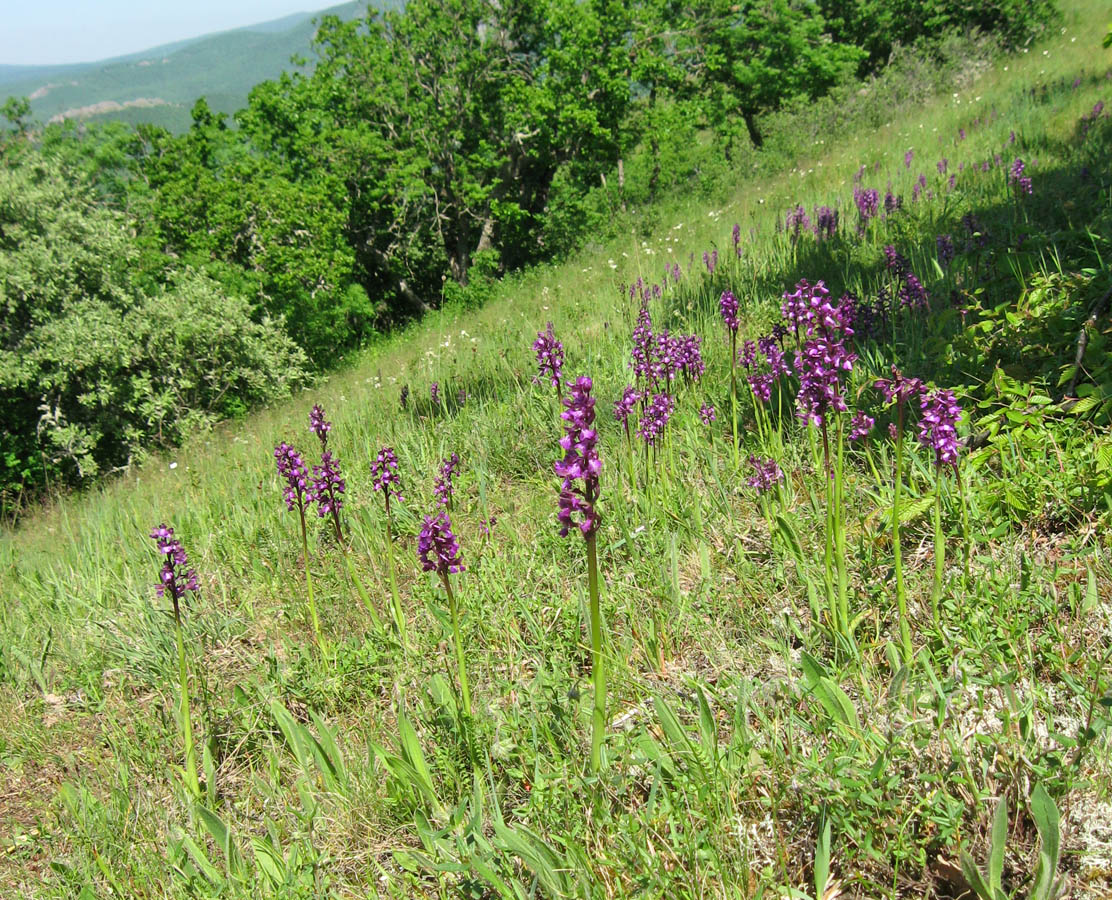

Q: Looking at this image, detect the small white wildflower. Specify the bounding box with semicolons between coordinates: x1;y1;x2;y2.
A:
169;462;178;470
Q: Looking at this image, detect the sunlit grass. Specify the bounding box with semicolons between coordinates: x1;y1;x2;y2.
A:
1;5;1111;897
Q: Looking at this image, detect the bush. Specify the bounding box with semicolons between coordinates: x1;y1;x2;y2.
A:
0;155;309;505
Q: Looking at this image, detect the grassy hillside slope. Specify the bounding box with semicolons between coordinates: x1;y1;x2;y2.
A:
1;3;362;132
1;4;1110;898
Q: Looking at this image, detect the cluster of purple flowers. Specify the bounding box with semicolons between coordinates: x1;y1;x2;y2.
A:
732;223;742;257
703;249;718;275
936;234;955;268
739;339;758;372
849;410;874;441
918;389;962;470
434;453;461;507
781;279;852;340
677;334;705;383
430;382;441;407
813;206;838;241
310;404;331;448
900;273;929;310
275;442;310;511
637;393;675;447
746;456;784;496
399;384;409;411
786;205;811;242
533;322;564;392
613;385;641;435
758;335;790;377
418;512;464;575
882;245;930;311
794;336;856;427
631;307;656;381
875;366;924;409
699;403;716;426
1080;100;1105;137
853;187;879;223
904;149;914;169
883;190;901;215
150;524;199;608
719;290;740;334
555;376;601;537
312;451;346;520
1009;158;1033;195
371;446;404;506
741;332;794;407
629;307;702;388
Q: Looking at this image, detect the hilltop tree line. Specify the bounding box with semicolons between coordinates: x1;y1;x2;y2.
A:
0;0;1055;505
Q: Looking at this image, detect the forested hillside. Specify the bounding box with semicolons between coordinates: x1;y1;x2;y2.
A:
0;3;365;133
1;0;1059;510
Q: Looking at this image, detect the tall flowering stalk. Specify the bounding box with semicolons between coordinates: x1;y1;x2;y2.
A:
747;455;784;535
308;407;383;629
789;280;856;639
275;442;322;649
720;290;741;463
310;404;331;449
434;453;461;510
554;376;605;772
372;446;407;644
150;524;202;800
875;368;924;664
533;322;564;402
919;389;963;625
419;512;469;717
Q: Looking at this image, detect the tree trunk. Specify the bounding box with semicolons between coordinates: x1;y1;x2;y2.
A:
743;109;763;149
475;214;496;255
364;244;431;315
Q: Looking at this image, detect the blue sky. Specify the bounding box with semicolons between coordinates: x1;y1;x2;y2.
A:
1;2;333;66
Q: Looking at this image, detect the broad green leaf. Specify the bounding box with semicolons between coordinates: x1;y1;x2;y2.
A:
1029;784;1060;900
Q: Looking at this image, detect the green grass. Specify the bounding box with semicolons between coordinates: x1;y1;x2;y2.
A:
2;4;1111;897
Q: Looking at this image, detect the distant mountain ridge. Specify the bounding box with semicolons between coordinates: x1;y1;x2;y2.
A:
1;2;365;132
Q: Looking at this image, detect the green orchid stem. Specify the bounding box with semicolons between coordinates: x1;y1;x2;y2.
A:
385;508;407;648
441;573;471;719
834;417;849;638
893;406;913;666
585;529;605;774
341;543;383;631
820;422;837;632
297;502;323;651
932;472;944;629
173;604;201;801
729;333;739;469
957;467;971;592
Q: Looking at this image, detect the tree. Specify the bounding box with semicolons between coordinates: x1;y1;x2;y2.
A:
245;0;633;297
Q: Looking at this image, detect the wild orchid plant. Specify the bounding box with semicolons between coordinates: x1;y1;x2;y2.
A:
418;511;469;717
308;405;383;630
274;441;323;649
533;322;564;403
788;280;857;642
434;453;460;511
875;367;925;664
372;446;407;643
555;376;605;772
719;289;741;463
918;388;964;624
150;524;202;800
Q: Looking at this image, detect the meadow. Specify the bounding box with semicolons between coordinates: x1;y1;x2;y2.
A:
1;6;1111;898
